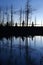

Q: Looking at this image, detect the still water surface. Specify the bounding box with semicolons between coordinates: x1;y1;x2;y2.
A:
0;36;43;65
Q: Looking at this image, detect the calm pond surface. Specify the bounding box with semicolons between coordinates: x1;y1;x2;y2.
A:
0;36;43;65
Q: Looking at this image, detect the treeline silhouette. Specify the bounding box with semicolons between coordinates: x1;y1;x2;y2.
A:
0;21;14;27
0;20;34;27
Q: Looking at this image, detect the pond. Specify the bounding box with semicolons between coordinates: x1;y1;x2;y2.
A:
0;36;43;65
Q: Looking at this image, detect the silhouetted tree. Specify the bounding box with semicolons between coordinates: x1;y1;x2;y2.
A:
32;22;34;27
15;23;17;26
22;20;24;26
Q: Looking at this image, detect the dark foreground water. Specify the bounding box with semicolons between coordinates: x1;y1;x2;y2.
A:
0;36;43;65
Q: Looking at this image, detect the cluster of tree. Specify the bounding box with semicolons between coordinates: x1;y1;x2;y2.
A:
15;20;25;27
0;21;14;26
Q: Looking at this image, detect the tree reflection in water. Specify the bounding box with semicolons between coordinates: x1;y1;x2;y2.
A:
0;36;43;65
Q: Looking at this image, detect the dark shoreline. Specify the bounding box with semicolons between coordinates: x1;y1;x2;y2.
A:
0;26;43;38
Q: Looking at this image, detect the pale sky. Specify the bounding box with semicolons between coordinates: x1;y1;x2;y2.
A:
0;0;43;25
